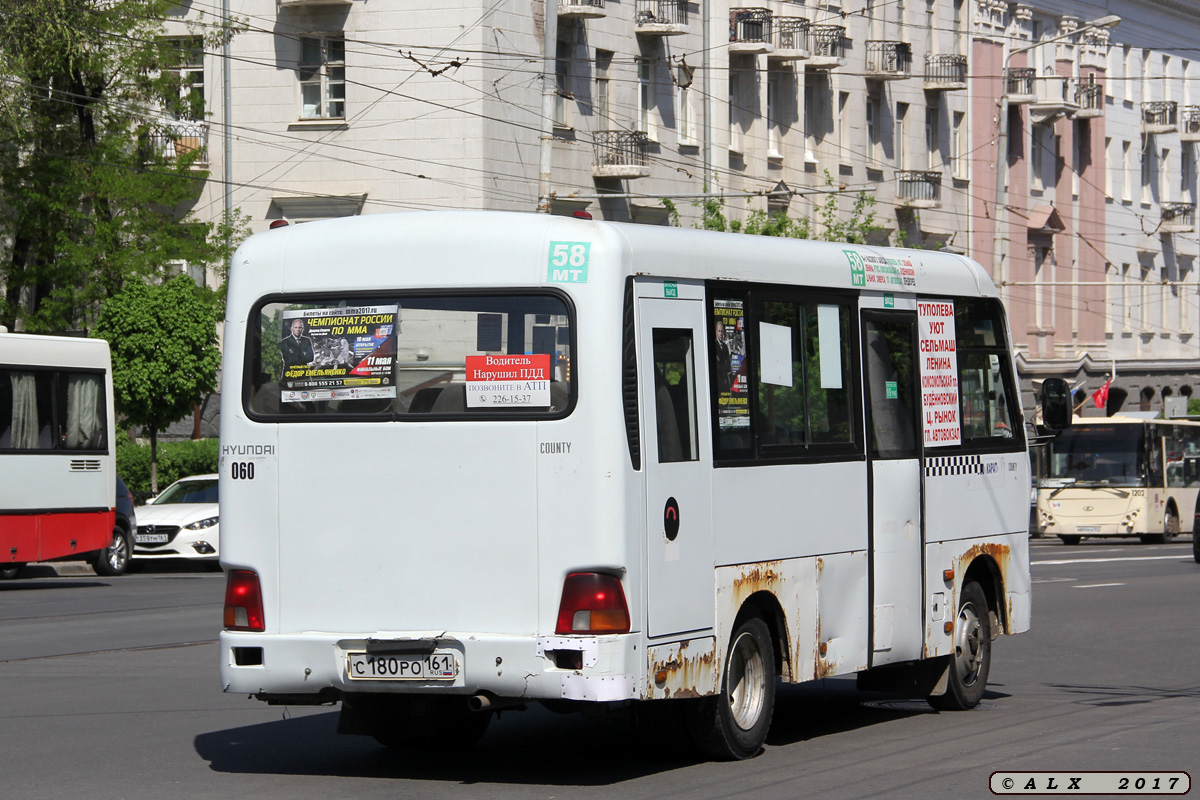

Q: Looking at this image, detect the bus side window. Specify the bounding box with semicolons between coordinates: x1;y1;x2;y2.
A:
653;329;698;463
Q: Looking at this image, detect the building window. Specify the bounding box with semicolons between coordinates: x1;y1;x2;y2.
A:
838;91;850;164
554;40;571;128
767;71;781;158
728;66;742;152
867;92;881;165
299;35;345;120
951;111;966;179
1141;135;1152;205
1030;124;1045;192
1122;140;1132;202
1122;264;1133;332
1104;137;1113;198
638;59;653;136
895;102;909;171
1161;147;1172;203
676;63;694;144
595;50;612;130
1183;148;1194;202
164;37;205;120
924;103;939;170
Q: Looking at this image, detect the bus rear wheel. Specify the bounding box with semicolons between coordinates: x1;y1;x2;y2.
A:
688;615;776;760
928;581;991;711
0;563;26;580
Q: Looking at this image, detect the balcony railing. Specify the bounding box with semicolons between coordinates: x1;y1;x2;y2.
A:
808;25;846;68
1005;67;1036;104
897;170;942;208
1074;78;1103;118
729;8;773;53
593;130;651;178
1182;106;1200;142
559;0;606;19
635;0;687;34
1143;101;1178;134
770;17;810;59
924;54;967;90
1161;202;1196;233
144;121;209;165
865;41;912;80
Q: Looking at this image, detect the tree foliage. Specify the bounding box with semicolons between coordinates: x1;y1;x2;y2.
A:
93;274;220;491
662;172;882;244
0;0;244;332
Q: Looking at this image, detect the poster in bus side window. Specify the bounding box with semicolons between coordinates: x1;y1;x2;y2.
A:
713;299;749;430
279;306;399;403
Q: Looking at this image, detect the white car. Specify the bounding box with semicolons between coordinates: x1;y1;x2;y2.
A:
133;474;220;566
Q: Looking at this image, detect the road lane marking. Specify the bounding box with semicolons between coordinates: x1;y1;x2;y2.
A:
1073;583;1125;589
1033;555;1187;566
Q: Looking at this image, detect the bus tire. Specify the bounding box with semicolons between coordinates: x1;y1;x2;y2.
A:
91;526;132;576
1194;531;1200;564
688;615;775;761
0;563;26;580
928;581;991;711
1058;535;1082;546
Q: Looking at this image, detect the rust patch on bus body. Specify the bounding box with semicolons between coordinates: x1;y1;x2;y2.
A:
731;561;783;601
957;541;1013;633
648;638;717;699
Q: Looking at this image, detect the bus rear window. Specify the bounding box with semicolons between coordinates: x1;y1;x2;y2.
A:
246;293;574;420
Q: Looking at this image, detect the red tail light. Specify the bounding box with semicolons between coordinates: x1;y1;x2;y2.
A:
224;569;265;631
555;572;630;634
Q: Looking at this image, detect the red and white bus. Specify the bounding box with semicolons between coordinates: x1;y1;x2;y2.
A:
1;332;116;577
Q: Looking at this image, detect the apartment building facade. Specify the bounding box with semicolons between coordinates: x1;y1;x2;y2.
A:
162;0;1200;414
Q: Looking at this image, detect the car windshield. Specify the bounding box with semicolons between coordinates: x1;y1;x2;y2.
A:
154;479;218;504
1044;424;1145;487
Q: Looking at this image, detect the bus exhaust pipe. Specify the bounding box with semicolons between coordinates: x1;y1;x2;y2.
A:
468;692;524;713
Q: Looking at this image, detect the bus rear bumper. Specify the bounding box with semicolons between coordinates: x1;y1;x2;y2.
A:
219;630;643;703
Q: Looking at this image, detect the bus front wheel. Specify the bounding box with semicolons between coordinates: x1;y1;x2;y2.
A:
688;615;776;760
928;581;991;711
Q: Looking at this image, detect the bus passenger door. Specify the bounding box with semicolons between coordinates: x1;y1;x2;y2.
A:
637;290;715;639
862;310;924;666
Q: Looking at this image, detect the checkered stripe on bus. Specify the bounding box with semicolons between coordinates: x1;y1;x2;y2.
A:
924;455;983;477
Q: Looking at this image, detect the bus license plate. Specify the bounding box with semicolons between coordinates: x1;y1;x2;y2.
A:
346;652;458;681
1077;526;1101;533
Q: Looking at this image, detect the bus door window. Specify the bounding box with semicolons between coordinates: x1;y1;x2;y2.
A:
652;329;698;463
863;319;918;459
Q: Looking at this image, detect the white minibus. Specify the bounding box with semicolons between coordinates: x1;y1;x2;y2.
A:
218;211;1068;759
1;332;117;576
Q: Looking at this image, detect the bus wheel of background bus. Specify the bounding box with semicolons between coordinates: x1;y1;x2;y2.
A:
688;615;776;760
352;695;490;750
1193;529;1200;564
0;563;26;580
928;581;991;711
1058;535;1082;546
90;527;132;577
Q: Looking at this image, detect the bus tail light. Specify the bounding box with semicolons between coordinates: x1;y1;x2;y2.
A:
224;569;265;631
555;572;629;635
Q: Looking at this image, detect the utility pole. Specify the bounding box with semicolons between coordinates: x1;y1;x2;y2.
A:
536;1;559;214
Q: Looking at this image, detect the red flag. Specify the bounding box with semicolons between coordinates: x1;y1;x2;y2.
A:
1091;378;1111;410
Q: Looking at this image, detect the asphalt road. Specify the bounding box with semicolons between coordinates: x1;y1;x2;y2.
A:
1;541;1197;800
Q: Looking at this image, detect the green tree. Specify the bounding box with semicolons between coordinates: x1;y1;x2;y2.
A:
0;0;244;333
94;274;220;492
662;172;881;243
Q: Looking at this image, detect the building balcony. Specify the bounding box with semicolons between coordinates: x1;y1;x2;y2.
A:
807;25;846;69
1182;106;1200;142
144;120;209;166
1004;67;1036;105
1143;101;1178;134
593;130;651;179
923;54;967;91
865;41;912;81
1074;77;1103;119
1029;73;1077;124
729;8;773;55
635;0;688;35
897;170;942;208
1161;202;1196;233
559;0;605;20
769;17;810;61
